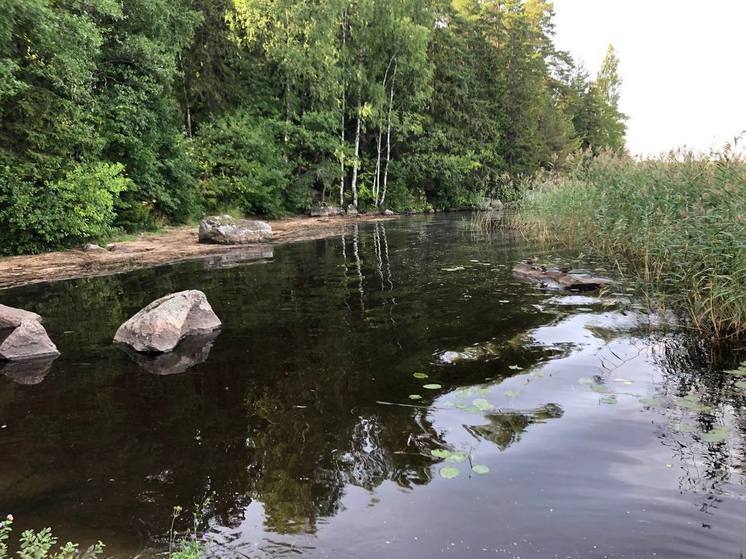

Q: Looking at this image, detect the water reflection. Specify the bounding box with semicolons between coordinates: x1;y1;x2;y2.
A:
0;215;744;558
0;355;57;385
121;331;221;375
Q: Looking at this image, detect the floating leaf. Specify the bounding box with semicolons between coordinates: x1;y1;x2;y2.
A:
472;464;490;475
591;384;610;394
431;449;451;459
504;390;519;398
508;365;523;370
677;394;711;412
423;383;442;390
472;398;493;411
439;466;460;479
638;396;662;407
448;451;469;464
725;362;746;376
413;372;429;379
701;426;730;443
408;394;422;400
442;266;465;272
577;377;595;385
600;395;618;405
735;381;746;391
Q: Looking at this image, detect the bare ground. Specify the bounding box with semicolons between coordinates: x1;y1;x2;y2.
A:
0;213;396;289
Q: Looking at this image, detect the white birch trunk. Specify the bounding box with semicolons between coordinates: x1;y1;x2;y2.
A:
381;63;397;208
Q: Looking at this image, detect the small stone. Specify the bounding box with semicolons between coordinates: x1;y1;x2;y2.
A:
383;209;395;216
0;320;60;361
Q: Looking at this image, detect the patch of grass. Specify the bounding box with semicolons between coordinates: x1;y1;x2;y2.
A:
516;149;746;340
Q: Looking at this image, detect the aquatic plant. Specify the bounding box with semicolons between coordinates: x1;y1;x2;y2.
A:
517;149;746;340
0;515;104;559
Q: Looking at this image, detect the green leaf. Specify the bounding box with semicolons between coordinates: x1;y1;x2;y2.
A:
423;384;442;390
735;381;746;391
577;377;594;385
448;451;468;463
472;464;490;475
600;395;618;405
413;372;429;379
431;449;452;459
408;394;422;400
472;398;493;411
701;426;730;443
504;390;519;398
508;365;523;370
439;466;460;479
591;384;609;394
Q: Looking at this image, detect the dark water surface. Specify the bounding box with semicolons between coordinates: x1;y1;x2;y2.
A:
1;215;745;558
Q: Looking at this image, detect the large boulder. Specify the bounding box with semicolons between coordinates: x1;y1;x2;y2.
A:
198;215;272;245
309;205;344;217
0;304;42;329
114;290;222;353
0;319;60;361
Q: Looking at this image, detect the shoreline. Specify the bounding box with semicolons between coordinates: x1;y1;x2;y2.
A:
0;213;398;290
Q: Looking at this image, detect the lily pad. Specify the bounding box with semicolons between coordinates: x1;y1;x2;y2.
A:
448;451;469;463
431;449;452;459
638;396;663;407
735;381;746;391
577;377;595;385
701;426;730;443
472;464;490;475
676;394;711;412
672;421;698;433
591;384;610;394
413;372;429;379
508;365;523;370
472;398;493;411
408;394;422;400
600;395;618;405
442;266;465;272
725;362;746;376
504;390;519;398
439;466;460;479
423;383;442;390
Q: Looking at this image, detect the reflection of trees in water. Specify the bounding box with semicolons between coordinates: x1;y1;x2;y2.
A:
649;334;746;508
466;404;564;450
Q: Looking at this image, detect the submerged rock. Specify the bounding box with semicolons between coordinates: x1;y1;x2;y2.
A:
0;319;60;361
114;290;222;353
198;215;272;245
513;261;611;292
121;330;220;375
309;205;344;217
0;304;42;329
1;355;57;385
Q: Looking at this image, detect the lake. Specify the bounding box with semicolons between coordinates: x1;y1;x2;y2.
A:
0;214;744;558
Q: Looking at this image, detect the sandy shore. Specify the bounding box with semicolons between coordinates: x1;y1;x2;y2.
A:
0;213;396;289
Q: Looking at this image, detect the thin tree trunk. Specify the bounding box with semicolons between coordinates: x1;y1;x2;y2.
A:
179;54;192;137
339;9;347;207
350;96;362;209
381;63;397;208
373;130;383;205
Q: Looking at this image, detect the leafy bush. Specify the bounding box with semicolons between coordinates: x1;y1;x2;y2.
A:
194;111;290;217
0;515;104;559
0;162;131;255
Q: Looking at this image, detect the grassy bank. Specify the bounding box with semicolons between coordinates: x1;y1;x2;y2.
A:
516;150;746;340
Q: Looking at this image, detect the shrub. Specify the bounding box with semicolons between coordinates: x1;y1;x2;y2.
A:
194;111;290;217
0;514;104;559
0;162;131;255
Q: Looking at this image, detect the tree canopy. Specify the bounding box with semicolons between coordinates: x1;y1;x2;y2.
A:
0;0;626;254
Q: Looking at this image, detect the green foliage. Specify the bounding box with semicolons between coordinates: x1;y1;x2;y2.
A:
519;150;746;339
0;0;628;254
0;163;131;254
194;111;290;216
0;515;104;559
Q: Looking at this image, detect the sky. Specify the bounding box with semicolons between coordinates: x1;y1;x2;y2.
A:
552;0;746;156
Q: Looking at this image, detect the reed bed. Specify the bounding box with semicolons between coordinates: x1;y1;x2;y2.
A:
516;150;746;341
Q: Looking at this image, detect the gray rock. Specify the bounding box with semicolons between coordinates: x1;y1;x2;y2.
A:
114;290;221;353
198;215;272;245
346;204;359;216
0;320;60;361
0;304;42;329
309;205;344;217
383;209;395;216
82;243;107;252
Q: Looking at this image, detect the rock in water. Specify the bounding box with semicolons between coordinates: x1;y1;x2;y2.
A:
0;304;42;329
113;290;221;353
0;320;60;361
198;215;272;245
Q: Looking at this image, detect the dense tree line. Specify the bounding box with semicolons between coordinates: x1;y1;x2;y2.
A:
0;0;626;254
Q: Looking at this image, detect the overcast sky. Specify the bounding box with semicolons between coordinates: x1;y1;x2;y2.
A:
552;0;746;156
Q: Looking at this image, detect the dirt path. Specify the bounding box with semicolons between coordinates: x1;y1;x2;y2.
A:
0;214;396;289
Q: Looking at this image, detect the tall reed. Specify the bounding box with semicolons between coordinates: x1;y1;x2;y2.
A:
517;149;746;340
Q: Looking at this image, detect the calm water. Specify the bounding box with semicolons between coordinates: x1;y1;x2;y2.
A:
0;215;744;558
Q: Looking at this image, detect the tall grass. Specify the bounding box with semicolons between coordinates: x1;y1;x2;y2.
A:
517;150;746;341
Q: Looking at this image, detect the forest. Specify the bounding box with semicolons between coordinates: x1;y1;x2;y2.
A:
0;0;625;255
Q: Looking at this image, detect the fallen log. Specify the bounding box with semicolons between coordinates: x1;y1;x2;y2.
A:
512;261;611;292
